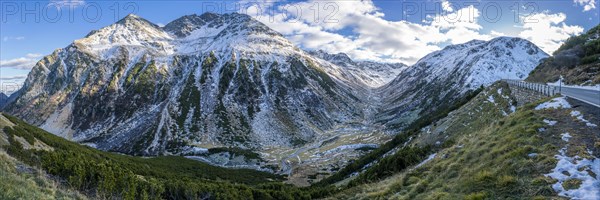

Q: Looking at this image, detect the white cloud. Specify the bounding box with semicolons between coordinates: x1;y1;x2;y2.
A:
0;75;28;81
243;1;582;64
3;36;25;41
0;53;42;70
427;5;493;44
490;30;506;37
25;53;42;58
574;0;597;11
49;0;85;7
248;0;493;64
518;12;584;54
442;0;454;12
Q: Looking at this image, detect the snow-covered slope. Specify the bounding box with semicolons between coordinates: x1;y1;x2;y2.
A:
309;50;407;87
4;13;368;155
75;14;175;58
377;37;548;129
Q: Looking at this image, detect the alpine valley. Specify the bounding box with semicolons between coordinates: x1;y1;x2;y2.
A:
2;12;546;180
2;12;599;200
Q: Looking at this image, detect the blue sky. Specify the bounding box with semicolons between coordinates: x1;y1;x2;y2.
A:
1;0;598;93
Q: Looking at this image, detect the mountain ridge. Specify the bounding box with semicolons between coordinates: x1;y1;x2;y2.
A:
376;36;548;129
3;13;370;158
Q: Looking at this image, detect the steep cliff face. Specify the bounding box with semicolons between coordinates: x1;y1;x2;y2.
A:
4;13;368;155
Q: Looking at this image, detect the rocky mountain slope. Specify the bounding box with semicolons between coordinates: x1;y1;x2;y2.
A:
309;50;407;87
526;24;600;85
376;37;548;129
3;13;369;156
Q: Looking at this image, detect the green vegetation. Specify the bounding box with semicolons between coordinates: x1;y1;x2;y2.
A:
206;147;262;160
125;61;147;85
555;25;600;56
562;179;582;190
527;24;600;85
314;87;483;187
0;149;86;200
177;62;201;129
347;146;431;187
0;113;336;199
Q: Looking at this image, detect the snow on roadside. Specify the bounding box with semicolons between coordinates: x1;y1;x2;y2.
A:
547;81;600;91
535;97;572;110
545;147;600;200
570;110;598;127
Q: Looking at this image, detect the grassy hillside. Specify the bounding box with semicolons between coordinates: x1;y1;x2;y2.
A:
526;24;600;85
329;82;600;199
313;87;483;187
0;113;335;200
0;148;87;200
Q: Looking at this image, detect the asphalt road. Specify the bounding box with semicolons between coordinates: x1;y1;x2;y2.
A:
552;86;600;107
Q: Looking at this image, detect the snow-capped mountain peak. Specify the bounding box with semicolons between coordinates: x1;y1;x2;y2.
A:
168;12;295;60
309;50;407;87
378;37;548;129
163;13;224;37
405;37;548;90
74;13;174;58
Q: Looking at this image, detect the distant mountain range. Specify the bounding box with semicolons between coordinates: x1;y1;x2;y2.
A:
308;50;408;87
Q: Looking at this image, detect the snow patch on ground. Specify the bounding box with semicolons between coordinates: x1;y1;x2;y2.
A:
535;97;572;110
509;105;516;113
487;95;495;104
561;133;572;142
415;153;437;169
527;153;538;157
543;119;557;126
570;110;598;127
545;147;600;200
